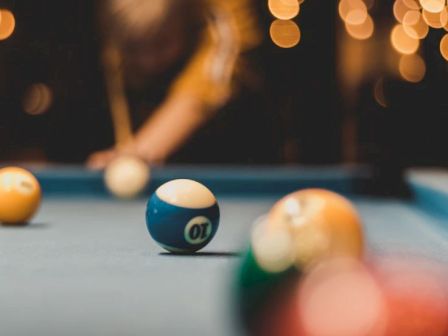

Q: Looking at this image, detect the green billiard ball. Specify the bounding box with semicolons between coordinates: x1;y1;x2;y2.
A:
234;246;302;335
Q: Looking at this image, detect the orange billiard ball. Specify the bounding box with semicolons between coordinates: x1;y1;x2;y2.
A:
267;189;364;268
0;167;41;225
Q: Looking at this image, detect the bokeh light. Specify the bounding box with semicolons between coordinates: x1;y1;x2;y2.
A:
391;24;420;54
440;33;448;60
346;8;369;25
422;8;447;28
22;83;53;115
403;10;429;39
268;0;300;20
394;0;412;23
345;15;375;40
444;11;448;30
270;19;301;48
374;78;388;108
419;0;445;13
0;9;15;40
399;54;426;82
403;0;422;10
339;0;368;22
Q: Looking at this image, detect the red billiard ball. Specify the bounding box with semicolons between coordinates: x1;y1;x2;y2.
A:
371;256;448;336
297;257;387;336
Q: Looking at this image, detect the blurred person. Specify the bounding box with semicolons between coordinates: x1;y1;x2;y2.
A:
88;0;274;168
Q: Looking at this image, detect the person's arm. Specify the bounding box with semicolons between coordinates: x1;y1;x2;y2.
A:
133;93;210;163
88;0;261;168
89;17;234;168
87;92;210;168
135;0;263;162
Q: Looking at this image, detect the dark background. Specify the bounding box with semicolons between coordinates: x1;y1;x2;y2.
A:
0;0;447;170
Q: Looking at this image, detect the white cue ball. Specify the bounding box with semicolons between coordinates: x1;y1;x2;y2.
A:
104;155;150;199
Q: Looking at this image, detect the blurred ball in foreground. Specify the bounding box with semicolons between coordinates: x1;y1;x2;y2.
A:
236;189;365;335
298;256;448;336
235;214;302;336
235;189;448;336
372;256;448;336
237;253;448;336
298;257;387;336
104;155;150;199
267;189;364;269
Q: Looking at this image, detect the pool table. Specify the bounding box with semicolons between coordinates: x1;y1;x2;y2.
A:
0;165;447;336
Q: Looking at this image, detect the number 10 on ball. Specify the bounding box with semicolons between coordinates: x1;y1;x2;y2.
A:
146;179;220;253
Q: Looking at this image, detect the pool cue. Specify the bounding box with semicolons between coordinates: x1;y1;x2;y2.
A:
102;44;133;148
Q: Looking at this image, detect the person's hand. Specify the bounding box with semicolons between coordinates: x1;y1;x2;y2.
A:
86;148;120;170
86;139;159;170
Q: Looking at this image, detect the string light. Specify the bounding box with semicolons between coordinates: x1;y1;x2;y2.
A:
268;0;303;48
345;15;374;40
339;0;368;22
403;10;429;39
394;0;413;22
0;9;15;40
336;0;447;87
23;84;54;116
419;0;445;13
391;24;420;54
373;78;388;108
399;54;426;82
268;0;300;20
403;0;421;10
440;33;448;60
389;0;448;70
270;19;301;48
346;8;369;25
422;8;447;28
339;0;375;40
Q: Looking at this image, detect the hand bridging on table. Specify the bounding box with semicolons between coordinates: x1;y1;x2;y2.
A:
86;139;156;170
87;148;120;170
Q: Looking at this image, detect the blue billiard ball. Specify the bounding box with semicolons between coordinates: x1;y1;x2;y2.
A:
146;179;220;253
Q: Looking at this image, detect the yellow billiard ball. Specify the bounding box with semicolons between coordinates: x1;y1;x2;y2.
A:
267;189;364;268
0;167;41;225
104;155;150;199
